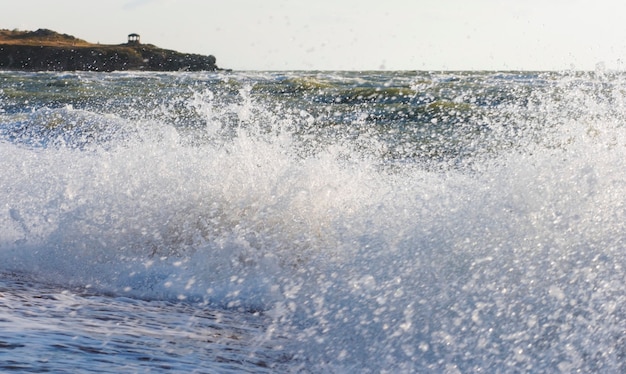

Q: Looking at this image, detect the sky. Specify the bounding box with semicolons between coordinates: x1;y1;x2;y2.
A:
2;0;626;71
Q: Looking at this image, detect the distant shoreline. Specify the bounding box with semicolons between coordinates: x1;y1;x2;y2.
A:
0;29;227;72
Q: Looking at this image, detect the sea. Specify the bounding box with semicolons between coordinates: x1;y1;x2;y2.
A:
1;69;626;372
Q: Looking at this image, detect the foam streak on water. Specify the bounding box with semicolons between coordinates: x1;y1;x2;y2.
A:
1;70;626;372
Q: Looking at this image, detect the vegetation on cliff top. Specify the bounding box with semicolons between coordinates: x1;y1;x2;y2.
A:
0;28;91;46
0;29;223;72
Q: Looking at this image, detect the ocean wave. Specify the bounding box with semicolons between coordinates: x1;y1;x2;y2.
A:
2;70;626;371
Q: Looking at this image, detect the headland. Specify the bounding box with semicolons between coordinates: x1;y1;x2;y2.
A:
0;29;225;72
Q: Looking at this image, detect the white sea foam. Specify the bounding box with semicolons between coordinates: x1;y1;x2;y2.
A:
2;71;626;371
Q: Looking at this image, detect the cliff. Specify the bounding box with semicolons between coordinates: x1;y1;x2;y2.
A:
0;29;224;72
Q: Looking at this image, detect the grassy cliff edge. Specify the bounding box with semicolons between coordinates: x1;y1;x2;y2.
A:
0;29;223;72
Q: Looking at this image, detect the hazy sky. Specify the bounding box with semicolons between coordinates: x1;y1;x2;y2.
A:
3;0;626;71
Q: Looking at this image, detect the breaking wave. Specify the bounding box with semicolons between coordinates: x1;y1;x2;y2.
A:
2;70;626;371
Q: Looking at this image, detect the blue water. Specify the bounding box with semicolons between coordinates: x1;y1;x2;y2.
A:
1;70;626;372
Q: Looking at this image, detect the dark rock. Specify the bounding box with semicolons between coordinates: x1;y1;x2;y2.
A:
0;29;226;72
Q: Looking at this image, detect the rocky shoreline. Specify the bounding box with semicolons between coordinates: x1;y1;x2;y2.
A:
0;29;226;72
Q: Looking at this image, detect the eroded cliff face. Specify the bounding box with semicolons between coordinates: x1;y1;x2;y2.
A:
0;29;221;72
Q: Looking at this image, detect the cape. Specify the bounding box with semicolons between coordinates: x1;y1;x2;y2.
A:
0;29;224;72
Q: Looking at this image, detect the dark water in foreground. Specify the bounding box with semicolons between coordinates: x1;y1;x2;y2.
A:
1;276;288;373
2;70;626;372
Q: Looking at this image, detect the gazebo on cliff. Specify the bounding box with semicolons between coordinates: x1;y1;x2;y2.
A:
128;33;140;44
